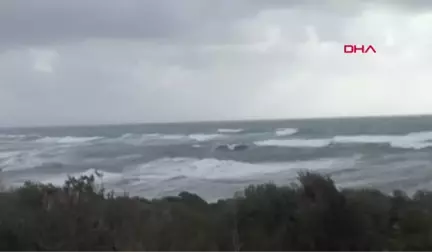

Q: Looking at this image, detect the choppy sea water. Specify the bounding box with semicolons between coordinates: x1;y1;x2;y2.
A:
1;116;432;201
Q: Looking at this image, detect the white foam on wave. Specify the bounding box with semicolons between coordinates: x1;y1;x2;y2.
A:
154;134;185;140
188;134;222;141
2;132;222;145
35;136;103;144
0;150;48;171
256;131;432;150
105;133;184;145
333;131;432;150
123;156;357;182
4;156;361;198
406;131;432;140
390;141;432;149
275;128;298;136
106;133;223;145
0;145;72;172
122;133;221;142
333;135;397;144
255;139;331;148
0;151;20;160
217;128;244;133
0;134;28;140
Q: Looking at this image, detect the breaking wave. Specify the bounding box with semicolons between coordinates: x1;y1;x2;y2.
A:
188;134;222;141
333;132;432;149
110;133;223;143
255;139;331;148
7;157;359;190
107;133;223;143
0;134;28;140
217;128;244;133
0;147;70;172
0;133;226;146
275;128;298;136
255;131;432;150
122;157;357;181
35;136;103;144
4;129;432;153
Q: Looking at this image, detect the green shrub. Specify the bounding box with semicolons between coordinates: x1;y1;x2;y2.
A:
0;171;431;250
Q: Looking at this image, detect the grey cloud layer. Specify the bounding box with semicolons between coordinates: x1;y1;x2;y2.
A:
0;40;299;125
0;0;412;47
1;0;432;126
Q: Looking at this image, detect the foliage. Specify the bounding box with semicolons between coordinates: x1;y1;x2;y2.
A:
0;172;432;250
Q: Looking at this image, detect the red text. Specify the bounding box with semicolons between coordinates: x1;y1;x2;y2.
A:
344;44;376;54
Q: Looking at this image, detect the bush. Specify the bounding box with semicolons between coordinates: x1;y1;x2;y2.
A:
0;172;432;250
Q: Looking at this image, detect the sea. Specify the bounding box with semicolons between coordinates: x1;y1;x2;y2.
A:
1;115;432;202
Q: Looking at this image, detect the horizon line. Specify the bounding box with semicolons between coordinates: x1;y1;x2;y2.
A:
1;113;432;130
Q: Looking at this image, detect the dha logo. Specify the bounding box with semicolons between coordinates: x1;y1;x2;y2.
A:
344;44;376;54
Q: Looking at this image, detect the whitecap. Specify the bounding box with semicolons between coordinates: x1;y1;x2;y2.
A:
255;131;432;150
333;132;432;150
188;134;222;142
275;128;298;136
35;136;103;144
0;150;47;171
122;156;357;182
105;133;222;145
0;146;72;172
390;141;432;150
333;135;398;144
0;151;20;160
0;134;28;140
255;139;331;148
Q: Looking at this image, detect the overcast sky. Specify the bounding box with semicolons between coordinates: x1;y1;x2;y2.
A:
1;0;432;126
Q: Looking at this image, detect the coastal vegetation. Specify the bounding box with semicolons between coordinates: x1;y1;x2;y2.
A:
1;172;432;250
